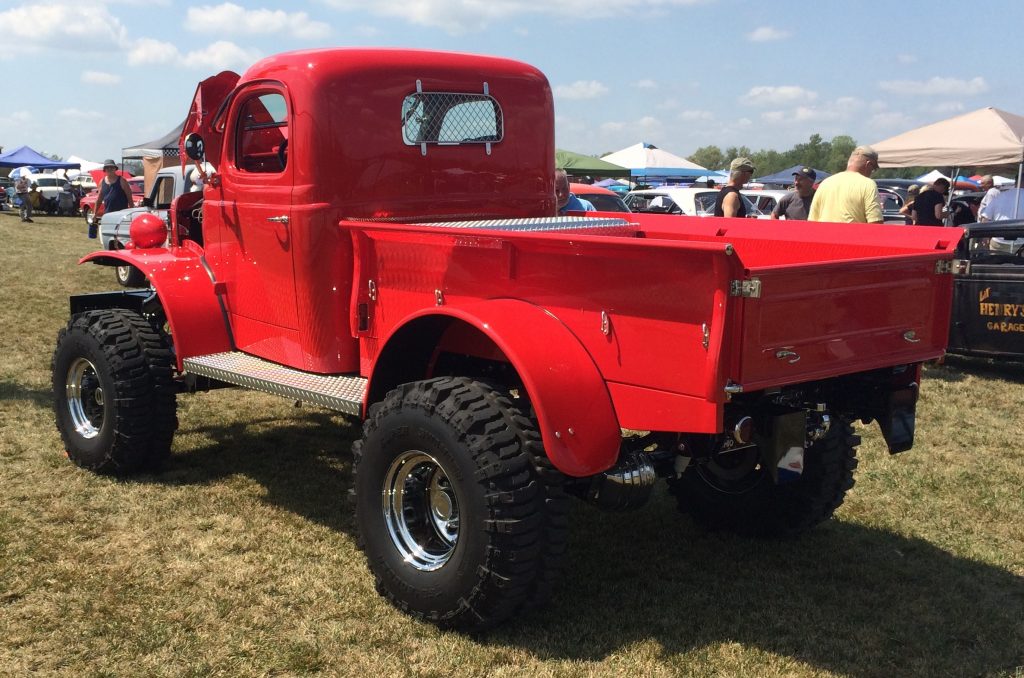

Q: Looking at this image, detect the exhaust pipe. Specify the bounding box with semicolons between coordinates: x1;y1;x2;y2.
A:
586;449;657;511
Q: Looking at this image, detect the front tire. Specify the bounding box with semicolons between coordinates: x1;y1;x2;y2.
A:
353;377;567;630
115;263;147;288
669;418;859;536
52;309;177;474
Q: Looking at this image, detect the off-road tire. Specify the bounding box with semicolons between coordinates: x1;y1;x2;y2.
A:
668;418;859;536
353;377;568;630
115;264;147;288
52;309;177;474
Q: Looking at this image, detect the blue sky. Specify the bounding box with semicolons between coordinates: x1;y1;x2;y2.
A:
3;0;1021;165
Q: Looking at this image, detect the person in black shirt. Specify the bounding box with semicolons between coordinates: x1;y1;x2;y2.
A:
912;178;949;226
714;157;754;218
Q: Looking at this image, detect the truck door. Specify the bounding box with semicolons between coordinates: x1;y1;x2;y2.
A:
219;87;298;351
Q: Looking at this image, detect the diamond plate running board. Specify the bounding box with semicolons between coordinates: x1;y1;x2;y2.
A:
183;351;366;416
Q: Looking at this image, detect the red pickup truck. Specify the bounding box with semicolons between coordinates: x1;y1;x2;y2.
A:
53;48;960;630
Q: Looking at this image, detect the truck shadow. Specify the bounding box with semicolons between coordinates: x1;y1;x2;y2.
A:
0;378;53;408
144;413;1023;677
938;354;1024;383
494;495;1024;677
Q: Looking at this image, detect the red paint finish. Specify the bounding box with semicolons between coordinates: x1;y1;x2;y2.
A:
81;247;232;370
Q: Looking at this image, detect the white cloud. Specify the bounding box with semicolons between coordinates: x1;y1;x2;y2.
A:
0;4;129;53
555;80;609;100
322;0;706;33
897;53;918;65
600;121;626;133
634;79;658;89
58;108;103;121
679;109;714;121
747;26;790;42
868;111;915;130
181;41;262;70
878;76;988;96
929;101;965;114
81;70;121;85
186;3;330;40
128;38;179;66
740;85;818;107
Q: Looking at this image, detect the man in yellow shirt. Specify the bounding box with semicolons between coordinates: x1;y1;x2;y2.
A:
808;146;884;224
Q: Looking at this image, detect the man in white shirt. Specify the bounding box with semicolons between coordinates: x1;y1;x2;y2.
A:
977;175;1001;222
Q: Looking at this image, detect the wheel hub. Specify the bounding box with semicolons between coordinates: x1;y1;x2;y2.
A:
66;357;105;439
382;451;459;571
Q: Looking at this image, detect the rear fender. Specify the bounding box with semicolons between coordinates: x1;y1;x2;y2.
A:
369;299;621;477
80;245;232;369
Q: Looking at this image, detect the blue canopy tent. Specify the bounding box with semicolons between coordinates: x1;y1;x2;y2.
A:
0;145;80;170
754;164;830;186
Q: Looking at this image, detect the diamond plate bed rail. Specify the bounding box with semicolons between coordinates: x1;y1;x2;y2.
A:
183;352;367;416
417;215;635;233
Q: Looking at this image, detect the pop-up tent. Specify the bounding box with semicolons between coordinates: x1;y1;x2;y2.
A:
873;107;1024;218
600;142;707;179
873;107;1024;169
122;121;184;193
555;149;631;178
0;145;80;170
754;164;831;186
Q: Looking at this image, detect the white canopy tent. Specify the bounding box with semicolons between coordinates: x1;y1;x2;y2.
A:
600;142;707;179
873;107;1024;219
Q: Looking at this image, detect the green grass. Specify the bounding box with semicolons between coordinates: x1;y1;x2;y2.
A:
1;211;1022;677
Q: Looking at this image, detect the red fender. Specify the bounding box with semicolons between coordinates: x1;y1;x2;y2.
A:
80;244;232;370
372;299;621;477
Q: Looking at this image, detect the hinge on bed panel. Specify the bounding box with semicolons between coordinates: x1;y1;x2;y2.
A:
729;278;762;298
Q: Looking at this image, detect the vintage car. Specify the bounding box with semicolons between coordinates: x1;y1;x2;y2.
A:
624;186;762;217
947;221;1024;360
571;182;630;212
741;189;789;218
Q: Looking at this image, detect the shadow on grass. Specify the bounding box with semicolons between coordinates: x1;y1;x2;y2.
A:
148;409;358;534
0;378;52;408
494;499;1024;678
142;413;1023;677
938;354;1024;384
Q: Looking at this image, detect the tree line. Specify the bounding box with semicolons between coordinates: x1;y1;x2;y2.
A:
687;134;935;180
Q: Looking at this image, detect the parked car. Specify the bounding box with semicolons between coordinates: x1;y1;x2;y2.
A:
740;189;789;219
877;187;906;224
625;187;761;217
25;173;66;213
947;221;1024;359
97;167;196;286
571;182;630;212
71;173;97;192
81;177;146;225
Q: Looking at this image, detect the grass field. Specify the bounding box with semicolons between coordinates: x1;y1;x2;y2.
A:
1;210;1022;677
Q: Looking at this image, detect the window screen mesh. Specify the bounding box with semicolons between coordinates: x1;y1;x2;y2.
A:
402;92;503;145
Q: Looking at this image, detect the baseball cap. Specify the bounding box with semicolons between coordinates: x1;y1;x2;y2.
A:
102;159;117;169
852;145;878;162
730;157;755;172
793;166;817;181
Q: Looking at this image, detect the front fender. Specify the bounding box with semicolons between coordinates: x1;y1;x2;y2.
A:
80;245;232;369
371;299;621;477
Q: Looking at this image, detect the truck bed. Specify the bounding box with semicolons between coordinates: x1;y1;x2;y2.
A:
344;213;960;433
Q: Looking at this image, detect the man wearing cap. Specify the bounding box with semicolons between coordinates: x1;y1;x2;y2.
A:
96;159;133;219
808;146;884;224
771;166;816;220
714;157;755;218
978;175;1001;222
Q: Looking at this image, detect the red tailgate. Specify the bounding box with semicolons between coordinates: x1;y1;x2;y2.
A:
736;254;955;391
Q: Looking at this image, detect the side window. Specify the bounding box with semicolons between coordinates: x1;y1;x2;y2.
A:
236;92;289;173
154;177;175;209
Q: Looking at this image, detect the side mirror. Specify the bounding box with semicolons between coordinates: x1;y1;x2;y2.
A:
183;133;205;161
141;197;153;208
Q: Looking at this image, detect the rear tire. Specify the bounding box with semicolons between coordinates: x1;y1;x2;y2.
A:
353;377;567;630
668;418;859;536
52;309;177;474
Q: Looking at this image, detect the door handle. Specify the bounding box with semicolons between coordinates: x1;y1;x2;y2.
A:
267;215;289;225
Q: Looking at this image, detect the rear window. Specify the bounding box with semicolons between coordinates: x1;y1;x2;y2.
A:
626;193;681;214
402;91;503;147
583;193;630;213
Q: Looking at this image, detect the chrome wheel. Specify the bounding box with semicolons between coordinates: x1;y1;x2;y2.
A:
116;265;131;285
65;357;105;439
382;450;459;571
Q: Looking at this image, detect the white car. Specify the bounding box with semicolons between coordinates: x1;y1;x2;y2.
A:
624;187;762;217
741;189;791;219
71;173;97;192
